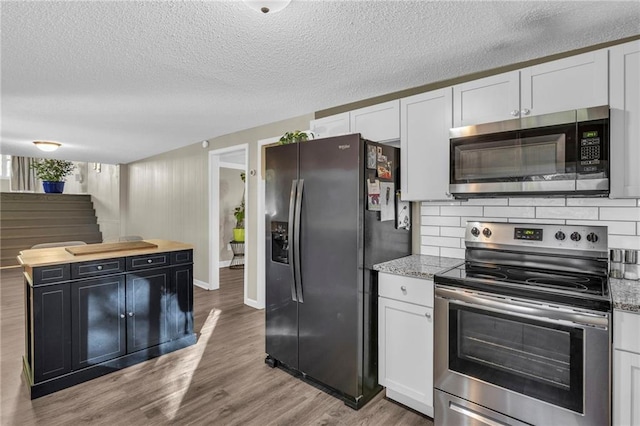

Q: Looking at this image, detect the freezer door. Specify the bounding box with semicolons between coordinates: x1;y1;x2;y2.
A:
265;143;299;369
297;134;362;398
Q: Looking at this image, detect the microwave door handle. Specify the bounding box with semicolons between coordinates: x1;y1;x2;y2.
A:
294;179;304;303
288;180;298;302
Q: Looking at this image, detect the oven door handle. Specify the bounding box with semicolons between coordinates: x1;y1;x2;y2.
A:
436;286;609;330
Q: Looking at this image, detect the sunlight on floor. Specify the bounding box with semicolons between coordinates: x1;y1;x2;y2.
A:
152;308;221;420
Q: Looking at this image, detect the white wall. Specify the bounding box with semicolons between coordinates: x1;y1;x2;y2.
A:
420;197;640;258
87;164;121;242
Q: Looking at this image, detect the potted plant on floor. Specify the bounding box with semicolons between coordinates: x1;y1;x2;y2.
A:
233;172;246;242
30;159;76;193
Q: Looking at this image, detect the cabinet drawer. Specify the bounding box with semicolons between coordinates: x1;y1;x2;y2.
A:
171;250;192;265
32;264;70;285
126;253;170;271
71;258;125;279
379;273;433;307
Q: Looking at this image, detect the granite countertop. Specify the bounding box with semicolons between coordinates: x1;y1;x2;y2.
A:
373;254;463;280
610;278;640;313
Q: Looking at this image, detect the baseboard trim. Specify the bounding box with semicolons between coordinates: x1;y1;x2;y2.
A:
219;260;231;268
244;297;264;310
193;279;209;290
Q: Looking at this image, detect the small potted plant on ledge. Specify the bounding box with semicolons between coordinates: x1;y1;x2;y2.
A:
233;172;246;242
278;130;313;145
30;159;76;193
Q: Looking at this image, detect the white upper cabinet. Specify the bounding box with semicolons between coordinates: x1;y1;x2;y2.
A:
309;112;350;139
610;40;640;199
453;71;520;127
400;88;453;201
521;49;609;117
453;50;608;127
350;100;400;143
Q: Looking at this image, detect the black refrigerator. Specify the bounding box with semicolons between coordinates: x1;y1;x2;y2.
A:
264;133;411;409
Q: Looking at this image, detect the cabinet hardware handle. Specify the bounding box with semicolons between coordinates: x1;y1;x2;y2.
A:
120;314;125;319
510;109;520;117
97;265;103;270
425;313;432;319
400;286;407;292
147;259;153;263
521;108;530;115
128;312;134;317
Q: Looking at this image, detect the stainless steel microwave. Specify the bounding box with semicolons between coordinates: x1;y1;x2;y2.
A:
449;105;609;198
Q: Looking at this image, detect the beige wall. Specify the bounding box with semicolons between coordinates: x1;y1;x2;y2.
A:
219;167;245;263
123;113;313;299
0;179;9;192
87;164;121;242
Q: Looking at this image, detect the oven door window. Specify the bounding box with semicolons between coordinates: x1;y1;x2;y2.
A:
449;304;584;414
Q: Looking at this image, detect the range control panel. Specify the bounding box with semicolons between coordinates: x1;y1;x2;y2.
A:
466;221;608;255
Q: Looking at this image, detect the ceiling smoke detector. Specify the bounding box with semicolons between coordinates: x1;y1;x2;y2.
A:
243;0;291;14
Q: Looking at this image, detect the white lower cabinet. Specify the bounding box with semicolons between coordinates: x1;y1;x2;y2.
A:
378;273;434;417
614;310;640;426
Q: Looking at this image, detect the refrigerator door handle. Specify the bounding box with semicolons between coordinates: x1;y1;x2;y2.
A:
288;180;298;302
294;179;304;303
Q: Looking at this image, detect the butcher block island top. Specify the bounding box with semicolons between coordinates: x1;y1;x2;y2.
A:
18;239;193;268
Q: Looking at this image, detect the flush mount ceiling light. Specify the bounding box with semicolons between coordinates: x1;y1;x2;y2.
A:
33;141;62;152
243;0;291;14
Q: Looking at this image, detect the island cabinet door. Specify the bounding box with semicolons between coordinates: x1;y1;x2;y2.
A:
33;283;71;382
71;276;126;370
126;268;172;352
167;264;194;341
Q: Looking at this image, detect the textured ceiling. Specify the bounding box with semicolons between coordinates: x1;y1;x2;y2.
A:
2;1;639;164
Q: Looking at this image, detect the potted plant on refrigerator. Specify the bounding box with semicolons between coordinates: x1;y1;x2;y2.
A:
233;172;246;242
30;159;76;193
278;130;313;145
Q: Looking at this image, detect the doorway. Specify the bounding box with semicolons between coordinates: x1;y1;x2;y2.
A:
208;145;248;303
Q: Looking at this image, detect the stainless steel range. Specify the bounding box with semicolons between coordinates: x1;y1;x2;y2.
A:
434;222;611;426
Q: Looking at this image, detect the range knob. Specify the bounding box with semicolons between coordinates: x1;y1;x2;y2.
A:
586;232;599;243
555;231;566;241
570;232;581;242
482;228;492;238
471;227;480;237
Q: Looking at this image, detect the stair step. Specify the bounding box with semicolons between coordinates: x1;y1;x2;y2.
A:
0;209;96;219
1;224;100;238
1;217;98;227
0;193;91;202
1;201;94;211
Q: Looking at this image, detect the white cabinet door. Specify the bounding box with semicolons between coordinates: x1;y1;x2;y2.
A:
400;88;453;201
379;296;433;416
610;40;640;198
350;100;400;142
309;112;350;139
453;71;520;127
521;49;609;117
614;350;640;426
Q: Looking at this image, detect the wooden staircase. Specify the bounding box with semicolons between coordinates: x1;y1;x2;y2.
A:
1;193;103;267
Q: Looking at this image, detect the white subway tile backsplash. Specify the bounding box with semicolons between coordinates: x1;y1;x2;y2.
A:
465;198;509;206
440;247;465;259
599;207;640;221
422;205;440;216
422;201;461;207
440;205;484;217
536;207;598;220
440;226;466;238
422;216;461;227
461;217;509;225
566;220;637;235
608;235;640;250
420;245;440;256
421;225;440;236
509;197;566;206
484;206;535;218
422;236;462;248
567;198;638;207
508;218;565;225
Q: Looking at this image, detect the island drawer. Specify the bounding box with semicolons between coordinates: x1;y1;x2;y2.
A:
71;258;125;279
32;264;71;285
171;250;193;265
378;273;433;307
126;253;170;271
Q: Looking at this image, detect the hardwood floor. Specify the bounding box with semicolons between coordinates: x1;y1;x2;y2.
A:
1;266;432;425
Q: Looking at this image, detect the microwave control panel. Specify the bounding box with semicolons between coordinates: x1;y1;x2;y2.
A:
580;130;602;172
